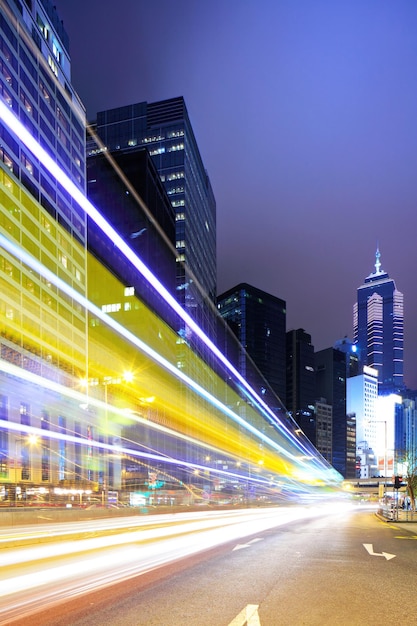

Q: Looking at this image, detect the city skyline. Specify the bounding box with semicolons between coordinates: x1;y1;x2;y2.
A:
55;1;417;388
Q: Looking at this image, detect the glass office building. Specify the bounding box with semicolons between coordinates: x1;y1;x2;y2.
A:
0;0;91;495
217;283;287;408
89;97;217;342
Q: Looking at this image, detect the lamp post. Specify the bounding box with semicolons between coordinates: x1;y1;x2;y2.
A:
102;372;133;501
14;434;38;506
80;372;133;502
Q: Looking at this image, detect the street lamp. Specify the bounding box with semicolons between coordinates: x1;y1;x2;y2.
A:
15;434;38;506
80;372;134;498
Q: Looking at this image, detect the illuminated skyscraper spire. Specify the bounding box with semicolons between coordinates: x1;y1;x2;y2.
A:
353;249;404;393
375;246;382;274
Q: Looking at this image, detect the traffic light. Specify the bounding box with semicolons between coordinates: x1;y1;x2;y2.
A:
394;475;403;489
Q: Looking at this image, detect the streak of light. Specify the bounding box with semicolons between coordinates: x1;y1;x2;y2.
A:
0;230;304;470
0;100;321;458
0;417;279;489
0;503;355;622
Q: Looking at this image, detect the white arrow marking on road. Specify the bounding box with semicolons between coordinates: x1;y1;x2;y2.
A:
228;604;261;626
233;538;263;551
363;543;396;560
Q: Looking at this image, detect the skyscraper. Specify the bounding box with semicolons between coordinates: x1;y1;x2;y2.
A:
315;347;356;478
286;328;315;437
87;147;177;329
89;97;217;339
0;0;89;491
0;0;87;377
217;283;287;407
353;248;404;394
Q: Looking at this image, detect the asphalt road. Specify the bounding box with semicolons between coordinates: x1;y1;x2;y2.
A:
4;503;417;626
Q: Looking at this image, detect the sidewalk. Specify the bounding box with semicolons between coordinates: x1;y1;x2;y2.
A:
376;510;417;535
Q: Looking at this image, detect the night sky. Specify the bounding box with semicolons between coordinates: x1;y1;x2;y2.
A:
54;1;417;388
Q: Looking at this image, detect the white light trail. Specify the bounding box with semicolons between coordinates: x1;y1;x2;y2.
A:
0;100;318;460
0;230;300;466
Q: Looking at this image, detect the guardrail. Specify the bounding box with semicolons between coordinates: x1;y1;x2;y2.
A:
378;504;416;522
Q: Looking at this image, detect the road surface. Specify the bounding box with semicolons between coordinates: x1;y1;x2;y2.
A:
1;501;415;625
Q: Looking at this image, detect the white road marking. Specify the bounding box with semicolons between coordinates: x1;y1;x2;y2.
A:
363;543;396;560
232;538;263;551
228;604;261;625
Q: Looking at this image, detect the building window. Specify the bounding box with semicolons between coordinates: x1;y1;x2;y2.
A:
48;55;58;77
36;14;49;40
102;303;121;313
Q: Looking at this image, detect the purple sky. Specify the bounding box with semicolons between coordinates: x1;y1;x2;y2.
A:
54;0;417;388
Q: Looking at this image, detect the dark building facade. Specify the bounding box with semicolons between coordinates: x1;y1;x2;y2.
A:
87;147;177;328
354;248;404;394
217;283;286;407
315;347;356;478
334;336;360;380
89;97;217;339
286;328;316;443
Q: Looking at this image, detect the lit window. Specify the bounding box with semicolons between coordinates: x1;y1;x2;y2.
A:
167;171;185;181
167;186;184;195
22;153;33;175
48;56;58;77
143;135;164;144
39;81;50;102
168;143;184;152
3;153;13;171
20;91;33;114
167;130;184;139
52;41;61;63
37;14;49;40
102;303;121;313
175;212;185;221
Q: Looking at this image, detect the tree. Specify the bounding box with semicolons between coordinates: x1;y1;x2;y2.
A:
398;448;417;511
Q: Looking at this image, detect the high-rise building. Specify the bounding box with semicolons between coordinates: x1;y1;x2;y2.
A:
333;336;360;380
315;398;333;464
89;97;217;339
286;328;316;442
0;0;89;490
398;396;417;465
217;283;287;407
315;347;356;478
347;366;401;478
347;366;379;478
353;248;404;394
87;147;177;329
0;0;87;378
